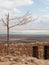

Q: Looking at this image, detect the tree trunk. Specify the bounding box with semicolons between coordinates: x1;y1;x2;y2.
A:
6;14;9;54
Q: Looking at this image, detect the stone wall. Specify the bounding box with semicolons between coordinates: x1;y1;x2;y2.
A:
0;43;33;57
0;42;49;59
8;43;33;57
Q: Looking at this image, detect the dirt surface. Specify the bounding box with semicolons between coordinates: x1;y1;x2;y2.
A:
0;55;49;65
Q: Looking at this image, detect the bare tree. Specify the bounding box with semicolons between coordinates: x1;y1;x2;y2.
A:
1;12;37;54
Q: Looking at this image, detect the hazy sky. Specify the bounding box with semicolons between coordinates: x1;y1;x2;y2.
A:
0;0;49;31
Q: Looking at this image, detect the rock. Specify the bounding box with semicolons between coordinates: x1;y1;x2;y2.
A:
0;56;5;62
24;61;28;64
9;57;14;61
13;57;21;62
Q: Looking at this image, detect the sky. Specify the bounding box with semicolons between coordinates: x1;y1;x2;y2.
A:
0;0;49;33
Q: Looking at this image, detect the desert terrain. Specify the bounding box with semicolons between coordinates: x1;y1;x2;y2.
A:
0;34;49;43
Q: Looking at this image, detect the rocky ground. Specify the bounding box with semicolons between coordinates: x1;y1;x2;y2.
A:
0;43;49;65
0;55;49;65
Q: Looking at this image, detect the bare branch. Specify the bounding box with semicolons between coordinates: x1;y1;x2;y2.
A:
1;19;7;26
9;23;20;28
9;15;32;28
9;17;18;21
15;14;32;25
18;11;31;19
9;11;30;21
